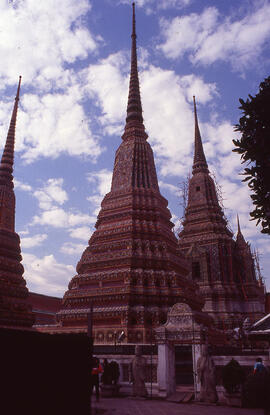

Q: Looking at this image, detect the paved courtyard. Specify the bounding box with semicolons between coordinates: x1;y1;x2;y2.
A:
92;397;264;415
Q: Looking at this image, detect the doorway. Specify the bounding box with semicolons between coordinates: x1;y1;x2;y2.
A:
175;345;193;385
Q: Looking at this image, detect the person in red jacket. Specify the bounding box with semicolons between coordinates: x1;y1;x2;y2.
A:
91;357;103;402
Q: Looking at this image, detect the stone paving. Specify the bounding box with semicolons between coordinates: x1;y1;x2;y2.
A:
92;397;264;415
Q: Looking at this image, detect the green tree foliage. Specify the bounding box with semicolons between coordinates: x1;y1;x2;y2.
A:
233;77;270;234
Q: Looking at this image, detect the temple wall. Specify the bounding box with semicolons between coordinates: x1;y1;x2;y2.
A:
94;346;270;400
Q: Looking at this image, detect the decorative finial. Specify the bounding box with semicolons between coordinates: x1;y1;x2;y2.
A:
132;2;136;38
193;95;197;118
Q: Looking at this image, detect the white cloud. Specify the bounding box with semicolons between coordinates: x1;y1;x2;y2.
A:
181;75;218;103
158;7;219;60
257;240;270;256
21;233;48;249
14;179;32;192
33;178;68;210
19;230;30;236
23;252;74;296
140;65;216;177
87;168;112;214
117;0;153;11
83;52;129;135
15;178;69;210
159;181;179;195
158;4;270;71
0;0;97;89
16;177;96;233
87;169;112;196
61;242;86;256
117;0;192;11
69;226;91;241
0;0;104;164
171;213;182;235
15;89;102;163
32;208;94;229
158;0;192;9
203;120;236;158
0;81;103;164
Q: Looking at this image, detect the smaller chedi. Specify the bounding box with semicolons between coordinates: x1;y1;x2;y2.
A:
178;97;265;330
0;77;34;329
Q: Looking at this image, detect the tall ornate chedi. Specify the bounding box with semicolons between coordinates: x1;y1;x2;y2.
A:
178;97;264;329
58;4;203;344
0;77;34;328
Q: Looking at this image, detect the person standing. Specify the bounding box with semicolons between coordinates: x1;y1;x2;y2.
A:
253;357;270;413
91;357;103;402
254;357;266;374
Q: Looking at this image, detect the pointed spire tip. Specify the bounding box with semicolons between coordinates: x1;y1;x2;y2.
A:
193;95;197;110
237;213;241;233
132;2;136;38
15;76;22;101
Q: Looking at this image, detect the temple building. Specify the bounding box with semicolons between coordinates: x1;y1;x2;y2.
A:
1;6;268;400
26;292;61;325
178;97;265;329
0;77;34;329
55;4;204;344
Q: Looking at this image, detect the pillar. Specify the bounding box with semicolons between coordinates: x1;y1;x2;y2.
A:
192;343;201;399
157;342;175;398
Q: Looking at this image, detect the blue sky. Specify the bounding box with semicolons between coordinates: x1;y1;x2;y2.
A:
0;0;270;296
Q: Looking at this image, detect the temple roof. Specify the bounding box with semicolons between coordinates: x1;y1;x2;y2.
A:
249;313;270;335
